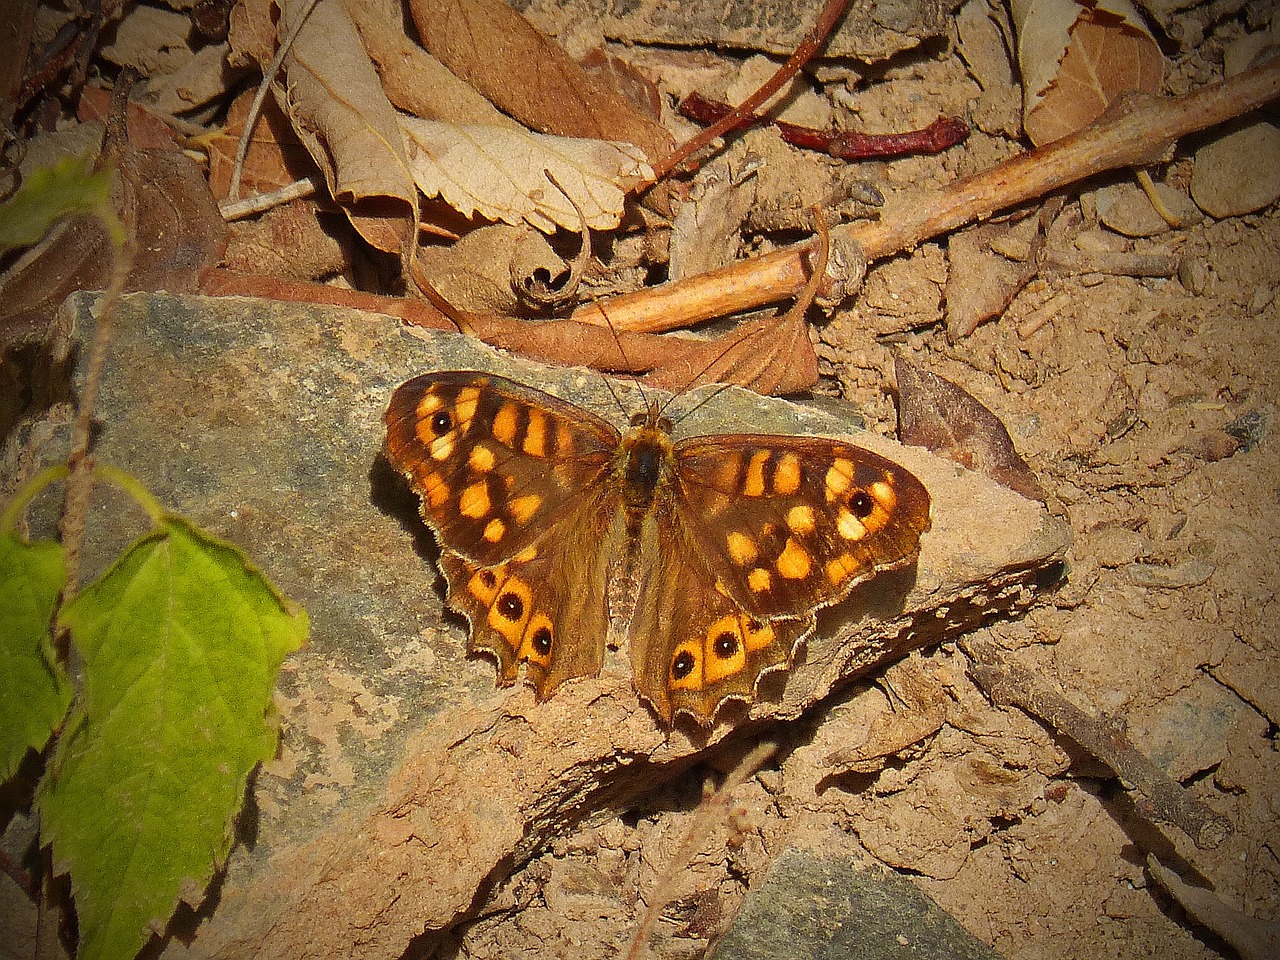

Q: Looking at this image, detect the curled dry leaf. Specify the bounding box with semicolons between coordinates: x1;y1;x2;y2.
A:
1011;0;1163;145
255;0;419;264
895;355;1047;502
468;311;818;396
399;117;652;233
415;223;566;315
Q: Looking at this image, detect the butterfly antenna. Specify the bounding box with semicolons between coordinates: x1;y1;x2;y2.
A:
668;207;832;426
594;301;649;417
532;168;645;418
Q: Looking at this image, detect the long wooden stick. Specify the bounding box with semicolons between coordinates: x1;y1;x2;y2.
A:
573;58;1280;333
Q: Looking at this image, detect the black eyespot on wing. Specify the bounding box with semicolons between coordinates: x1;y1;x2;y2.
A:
713;631;739;659
497;592;524;622
851;490;874;518
672;650;696;680
531;625;552;656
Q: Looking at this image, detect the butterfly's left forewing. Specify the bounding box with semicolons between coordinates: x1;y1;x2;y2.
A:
671;435;932;619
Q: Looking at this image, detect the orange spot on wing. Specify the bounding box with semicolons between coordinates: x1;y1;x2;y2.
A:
459;481;490;518
492;403;518;446
524;408;548;457
776;538;811;579
744;451;769;497
727;531;758;565
773;452;801;494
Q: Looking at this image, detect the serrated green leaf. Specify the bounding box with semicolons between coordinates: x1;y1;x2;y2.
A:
38;517;307;960
0;534;72;782
0;154;123;255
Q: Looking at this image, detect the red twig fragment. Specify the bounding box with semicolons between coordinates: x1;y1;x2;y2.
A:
678;92;969;160
644;0;853;183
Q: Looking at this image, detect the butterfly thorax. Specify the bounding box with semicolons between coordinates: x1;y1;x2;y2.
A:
617;403;676;514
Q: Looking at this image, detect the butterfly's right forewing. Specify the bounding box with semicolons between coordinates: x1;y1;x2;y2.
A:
385;372;620;567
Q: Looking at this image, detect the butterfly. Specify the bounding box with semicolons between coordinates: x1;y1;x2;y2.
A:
384;371;931;725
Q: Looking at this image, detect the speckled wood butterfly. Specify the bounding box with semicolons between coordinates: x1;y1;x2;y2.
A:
384;371;931;725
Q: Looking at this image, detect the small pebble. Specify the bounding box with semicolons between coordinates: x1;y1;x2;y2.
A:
1191;122;1280;218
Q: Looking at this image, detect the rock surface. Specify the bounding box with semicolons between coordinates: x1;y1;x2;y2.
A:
11;292;1069;958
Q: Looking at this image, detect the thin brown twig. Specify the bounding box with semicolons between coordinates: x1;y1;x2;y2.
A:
227;0;320;203
623;741;777;960
678;92;969;160
642;0;852;185
61;77;136;594
963;640;1232;850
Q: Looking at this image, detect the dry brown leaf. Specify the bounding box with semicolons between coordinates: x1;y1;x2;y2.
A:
2;109;225;348
262;0;419;264
896;356;1047;502
0;0;35;130
221;200;354;283
207;90;317;201
944;218;1040;340
400;117;651;232
1011;0;1164;145
227;0;277;73
645;312;818;394
408;0;672;162
470;312;818;395
344;0;519;127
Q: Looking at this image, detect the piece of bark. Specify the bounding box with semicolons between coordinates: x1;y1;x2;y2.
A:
519;0;956;62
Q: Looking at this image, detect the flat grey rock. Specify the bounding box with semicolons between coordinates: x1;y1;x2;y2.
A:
712;840;1000;960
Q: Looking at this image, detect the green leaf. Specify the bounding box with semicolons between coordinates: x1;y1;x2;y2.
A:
38;517;307;960
0;154;123;256
0;534;72;782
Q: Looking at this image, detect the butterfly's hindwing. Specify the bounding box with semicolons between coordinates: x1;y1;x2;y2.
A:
440;542;612;699
626;504;814;723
